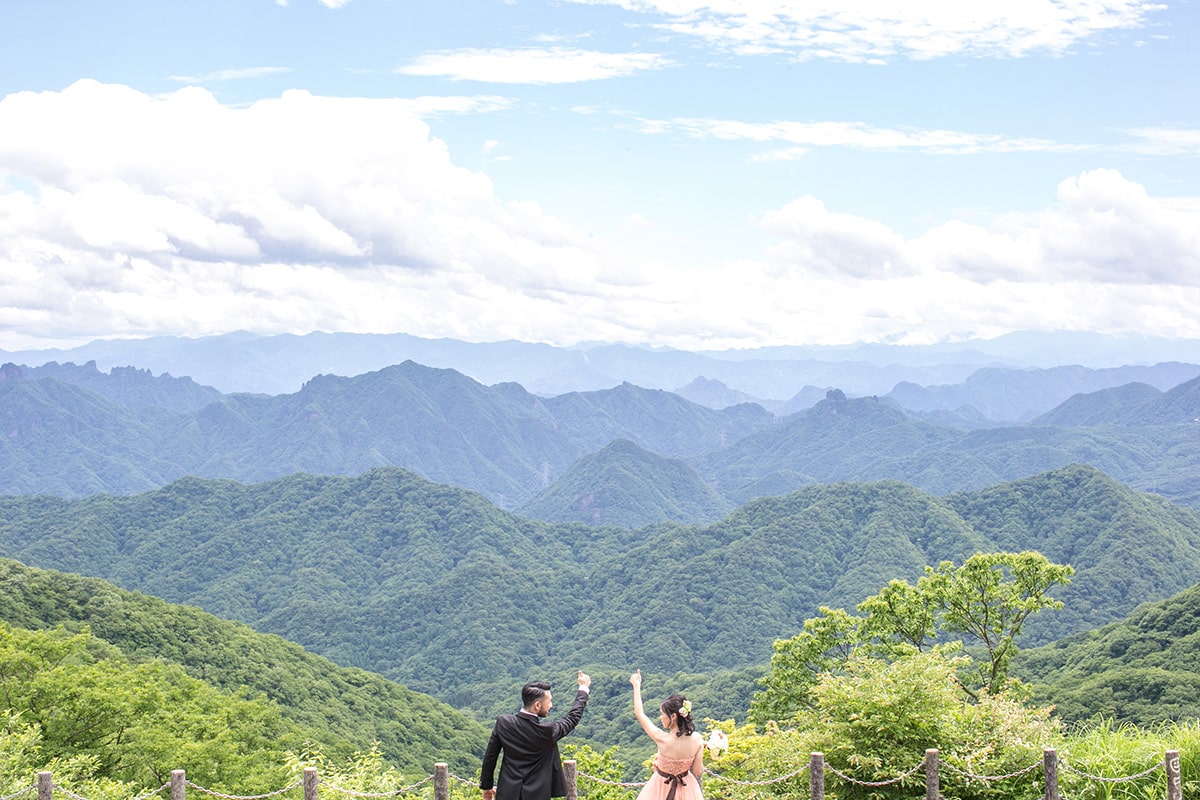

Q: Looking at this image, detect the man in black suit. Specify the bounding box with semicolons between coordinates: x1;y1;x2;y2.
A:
480;671;592;800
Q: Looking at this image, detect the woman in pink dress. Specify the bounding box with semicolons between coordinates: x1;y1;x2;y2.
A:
630;670;704;800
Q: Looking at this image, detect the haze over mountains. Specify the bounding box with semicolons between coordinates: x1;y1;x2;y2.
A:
7;329;1200;402
3;342;1200;517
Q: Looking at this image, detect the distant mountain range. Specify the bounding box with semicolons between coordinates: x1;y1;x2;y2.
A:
4;358;1200;516
7;329;1200;406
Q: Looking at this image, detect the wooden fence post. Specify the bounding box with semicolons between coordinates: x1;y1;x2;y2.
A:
1043;749;1058;800
810;753;824;800
564;759;578;800
37;772;52;800
304;767;319;800
1166;750;1181;800
434;763;449;800
925;749;939;800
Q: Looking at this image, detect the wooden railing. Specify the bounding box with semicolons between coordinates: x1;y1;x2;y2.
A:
24;748;1184;800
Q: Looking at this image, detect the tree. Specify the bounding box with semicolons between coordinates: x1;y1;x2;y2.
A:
750;551;1073;722
0;623;298;792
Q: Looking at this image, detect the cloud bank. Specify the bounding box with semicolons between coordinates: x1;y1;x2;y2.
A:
1;81;1198;350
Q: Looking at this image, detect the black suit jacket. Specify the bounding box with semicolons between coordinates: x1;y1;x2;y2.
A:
480;689;589;800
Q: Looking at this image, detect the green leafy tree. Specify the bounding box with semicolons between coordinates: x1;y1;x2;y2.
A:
562;743;631;800
0;623;297;793
751;552;1073;722
805;649;1061;800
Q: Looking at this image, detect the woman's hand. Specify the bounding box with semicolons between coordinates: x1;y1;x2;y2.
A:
630;669;642;689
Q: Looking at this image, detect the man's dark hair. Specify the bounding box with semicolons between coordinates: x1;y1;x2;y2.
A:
522;681;551;708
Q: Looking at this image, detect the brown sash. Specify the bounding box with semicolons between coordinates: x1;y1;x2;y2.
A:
654;767;692;800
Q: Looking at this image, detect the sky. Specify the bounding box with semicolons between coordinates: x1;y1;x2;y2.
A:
1;0;1198;353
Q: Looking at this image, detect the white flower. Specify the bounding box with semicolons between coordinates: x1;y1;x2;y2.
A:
706;729;729;757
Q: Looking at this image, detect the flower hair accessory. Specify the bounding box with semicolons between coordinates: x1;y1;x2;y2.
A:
678;700;692;718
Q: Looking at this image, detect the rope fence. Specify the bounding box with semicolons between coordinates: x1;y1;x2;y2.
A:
19;749;1184;800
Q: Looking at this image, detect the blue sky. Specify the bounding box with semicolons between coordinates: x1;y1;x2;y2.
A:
1;0;1198;352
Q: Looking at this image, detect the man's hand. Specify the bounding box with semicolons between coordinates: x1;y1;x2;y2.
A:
577;670;591;691
482;790;496;800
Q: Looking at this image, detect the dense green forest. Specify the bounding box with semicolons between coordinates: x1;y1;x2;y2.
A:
518;438;734;526
0;559;488;774
1017;581;1200;724
3;463;1199;721
6;552;1200;800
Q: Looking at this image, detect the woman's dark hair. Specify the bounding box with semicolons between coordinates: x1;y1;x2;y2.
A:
660;693;695;737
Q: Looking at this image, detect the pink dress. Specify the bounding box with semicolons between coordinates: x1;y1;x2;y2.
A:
636;751;703;800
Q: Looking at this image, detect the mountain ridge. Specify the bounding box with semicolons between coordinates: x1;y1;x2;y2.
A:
3;463;1198;716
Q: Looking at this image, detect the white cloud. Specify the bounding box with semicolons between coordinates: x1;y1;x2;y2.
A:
0;81;619;345
1;82;1198;352
169;67;291;83
1122;126;1200;155
396;47;672;84
760;196;911;278
760;168;1200;287
579;0;1167;62
632;116;1082;154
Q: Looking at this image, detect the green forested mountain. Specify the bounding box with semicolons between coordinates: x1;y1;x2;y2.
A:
517;438;734;527
1017;581;1200;725
0;558;489;773
3;464;1197;718
1;621;303;793
0;369;185;496
945;464;1200;643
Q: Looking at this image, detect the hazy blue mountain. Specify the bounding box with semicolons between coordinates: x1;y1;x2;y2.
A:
887;362;1200;422
674;376;780;411
692;390;964;503
0;329;1130;399
1112;373;1200;425
0;361;774;506
690;391;1200;509
712;330;1200;370
517;438;734;527
6;360;224;412
536;381;774;457
775;384;832;416
1031;382;1164;426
